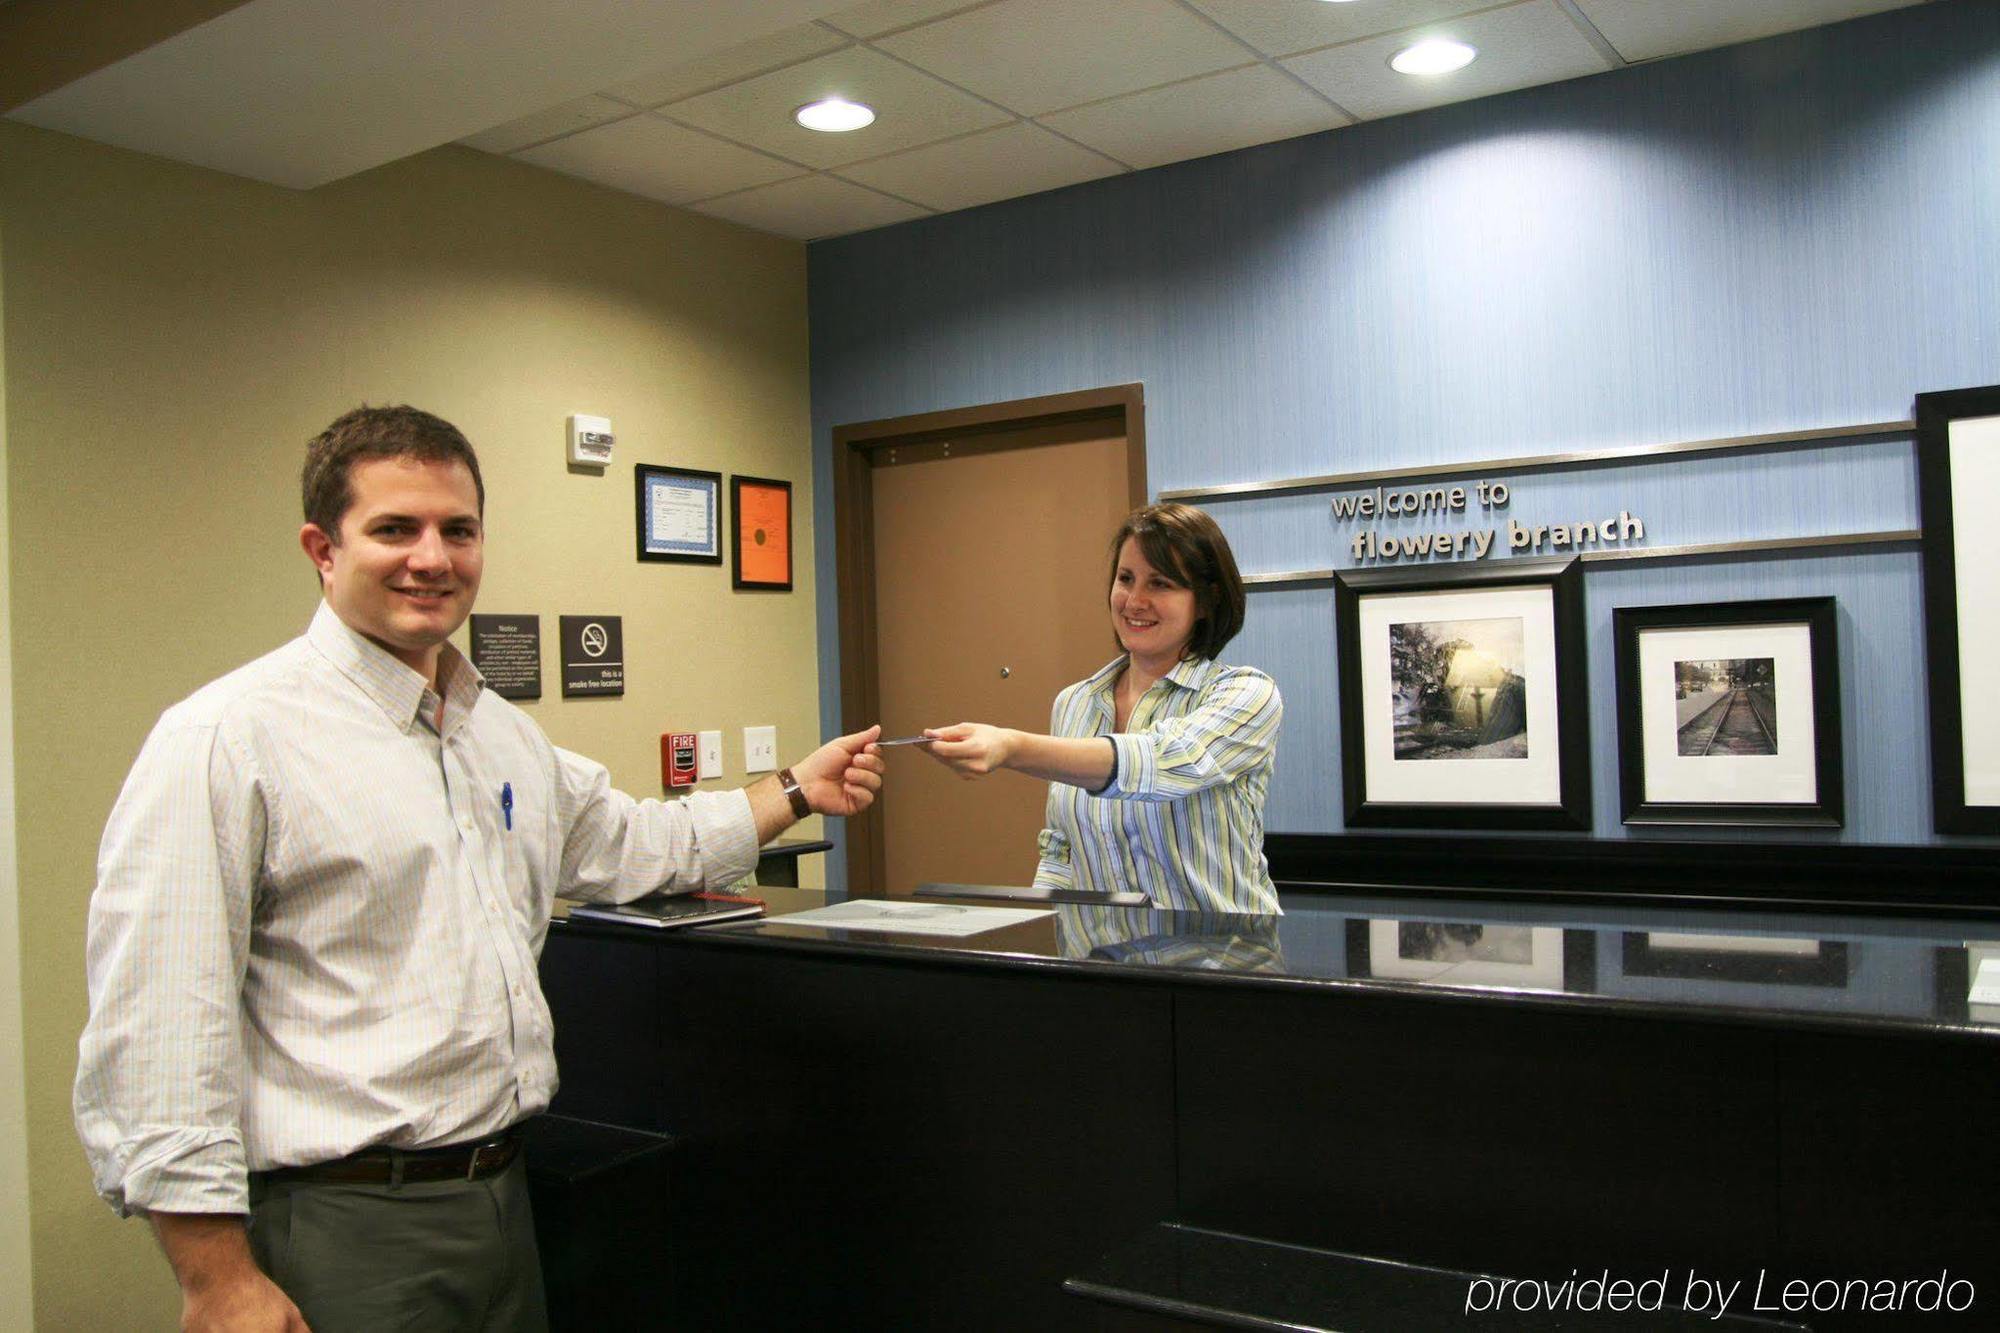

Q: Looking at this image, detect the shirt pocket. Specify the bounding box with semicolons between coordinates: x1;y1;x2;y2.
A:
1036;827;1071;865
495;781;552;922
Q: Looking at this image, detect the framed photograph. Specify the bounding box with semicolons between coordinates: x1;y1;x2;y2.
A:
731;475;793;591
1333;557;1589;829
1613;597;1842;827
1622;932;1849;988
1345;918;1594;994
635;465;722;564
1916;385;2000;833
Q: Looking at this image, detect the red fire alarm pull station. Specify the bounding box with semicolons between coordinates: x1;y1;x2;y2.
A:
663;732;698;788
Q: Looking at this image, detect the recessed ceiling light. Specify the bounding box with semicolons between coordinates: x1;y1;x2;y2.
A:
1390;38;1477;76
794;97;876;132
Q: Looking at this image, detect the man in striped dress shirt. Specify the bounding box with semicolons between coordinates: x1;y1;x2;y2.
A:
74;405;884;1331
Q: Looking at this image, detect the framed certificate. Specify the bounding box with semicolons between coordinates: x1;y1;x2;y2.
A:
731;475;793;591
636;464;722;564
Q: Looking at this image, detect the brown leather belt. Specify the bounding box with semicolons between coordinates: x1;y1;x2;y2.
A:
258;1130;520;1186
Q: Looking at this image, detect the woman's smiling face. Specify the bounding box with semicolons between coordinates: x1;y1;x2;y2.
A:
1109;537;1197;667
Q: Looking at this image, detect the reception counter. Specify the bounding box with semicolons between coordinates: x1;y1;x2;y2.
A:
539;887;2000;1330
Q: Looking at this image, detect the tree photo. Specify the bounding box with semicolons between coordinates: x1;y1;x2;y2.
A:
1388;616;1529;760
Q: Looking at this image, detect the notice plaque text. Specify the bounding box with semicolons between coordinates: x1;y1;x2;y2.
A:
470;614;542;700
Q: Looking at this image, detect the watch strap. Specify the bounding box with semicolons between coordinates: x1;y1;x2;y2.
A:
777;767;811;819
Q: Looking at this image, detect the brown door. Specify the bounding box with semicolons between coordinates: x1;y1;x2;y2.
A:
834;387;1146;896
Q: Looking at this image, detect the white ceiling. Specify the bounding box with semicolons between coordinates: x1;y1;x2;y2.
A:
10;0;1931;241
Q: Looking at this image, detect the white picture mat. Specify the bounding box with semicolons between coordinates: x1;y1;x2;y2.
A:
1647;932;1820;957
1949;415;2000;805
1967;943;2000;1009
1357;585;1562;805
1367;919;1565;990
1636;622;1817;804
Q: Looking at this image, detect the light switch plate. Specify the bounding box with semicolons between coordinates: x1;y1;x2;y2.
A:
697;730;723;780
744;725;776;773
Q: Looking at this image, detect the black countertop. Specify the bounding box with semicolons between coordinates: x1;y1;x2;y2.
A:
551;884;2000;1044
1065;1223;1808;1332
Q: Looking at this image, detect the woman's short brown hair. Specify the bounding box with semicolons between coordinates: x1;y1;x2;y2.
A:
1106;502;1247;662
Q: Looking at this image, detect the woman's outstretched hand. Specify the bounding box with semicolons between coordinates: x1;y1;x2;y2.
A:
919;723;1016;779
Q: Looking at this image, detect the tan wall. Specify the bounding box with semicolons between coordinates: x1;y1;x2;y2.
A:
0;205;38;1333
0;119;816;1328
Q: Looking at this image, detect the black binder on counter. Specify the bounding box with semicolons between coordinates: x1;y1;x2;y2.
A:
566;894;765;930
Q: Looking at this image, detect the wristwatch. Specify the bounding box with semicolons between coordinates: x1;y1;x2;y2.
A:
777;767;811;819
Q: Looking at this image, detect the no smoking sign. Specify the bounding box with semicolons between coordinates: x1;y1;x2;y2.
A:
559;615;624;698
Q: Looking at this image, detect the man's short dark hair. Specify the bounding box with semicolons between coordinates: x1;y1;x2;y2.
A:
302;405;486;537
1106;502;1247;661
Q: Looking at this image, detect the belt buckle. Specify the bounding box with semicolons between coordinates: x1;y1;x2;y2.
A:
467;1139;504;1181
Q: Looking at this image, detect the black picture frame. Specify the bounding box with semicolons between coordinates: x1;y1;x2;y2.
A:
730;474;794;592
1933;946;1970;1023
1345;918;1596;994
1612;597;1843;828
1929;944;2000;1024
1916;384;2000;834
1333;557;1589;830
1621;932;1850;988
635;464;723;565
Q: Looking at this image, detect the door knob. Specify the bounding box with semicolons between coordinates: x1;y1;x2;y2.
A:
999;666;1011;679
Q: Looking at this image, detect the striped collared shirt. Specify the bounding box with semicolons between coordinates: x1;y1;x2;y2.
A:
1033;655;1283;914
75;602;758;1217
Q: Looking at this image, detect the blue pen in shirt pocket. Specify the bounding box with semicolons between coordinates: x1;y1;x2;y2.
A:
500;782;513;831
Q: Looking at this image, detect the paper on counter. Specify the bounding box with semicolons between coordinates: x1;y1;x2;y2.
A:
777;899;1051;938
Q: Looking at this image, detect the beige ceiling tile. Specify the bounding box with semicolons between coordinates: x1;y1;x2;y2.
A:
1282;0;1613;122
1040;65;1351;171
876;0;1253;116
1188;0;1495;59
690;174;929;241
667;45;1009;170
1573;0;1921;64
822;0;996;40
457;95;638;154
601;25;850;108
836;122;1123;211
516;114;804;207
0;0;843;190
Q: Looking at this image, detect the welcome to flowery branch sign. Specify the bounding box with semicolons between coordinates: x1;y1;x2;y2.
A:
1334;477;1646;563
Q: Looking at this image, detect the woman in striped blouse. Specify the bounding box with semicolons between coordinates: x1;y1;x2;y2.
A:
923;503;1284;914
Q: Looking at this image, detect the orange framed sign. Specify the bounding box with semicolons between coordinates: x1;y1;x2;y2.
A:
731;475;793;591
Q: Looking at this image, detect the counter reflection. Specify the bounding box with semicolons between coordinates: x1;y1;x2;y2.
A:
1055;904;1285;974
728;885;2000;1034
1343;918;1592;994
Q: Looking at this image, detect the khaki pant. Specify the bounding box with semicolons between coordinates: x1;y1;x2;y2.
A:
248;1154;548;1332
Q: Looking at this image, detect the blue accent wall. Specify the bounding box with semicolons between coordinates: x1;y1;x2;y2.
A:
809;0;2000;885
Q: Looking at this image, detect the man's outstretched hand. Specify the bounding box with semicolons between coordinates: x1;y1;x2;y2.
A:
790;725;884;817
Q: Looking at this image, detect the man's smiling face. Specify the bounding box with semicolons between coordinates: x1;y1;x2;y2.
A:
302;454;484;681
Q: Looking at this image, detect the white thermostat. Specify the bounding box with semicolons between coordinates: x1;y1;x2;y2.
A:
567;414;615;468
